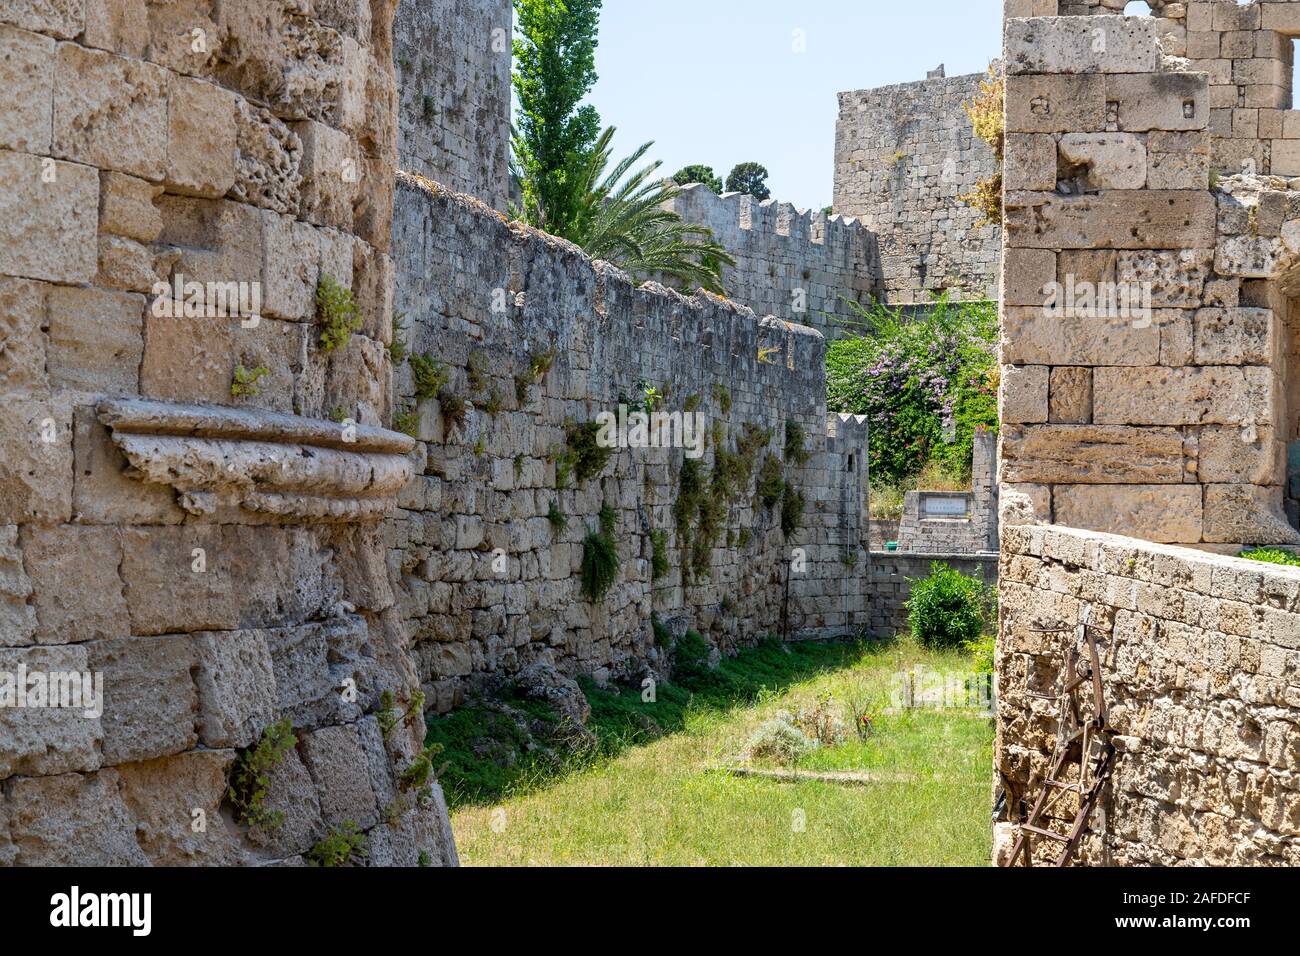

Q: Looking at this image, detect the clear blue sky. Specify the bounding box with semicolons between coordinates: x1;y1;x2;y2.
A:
584;0;1005;211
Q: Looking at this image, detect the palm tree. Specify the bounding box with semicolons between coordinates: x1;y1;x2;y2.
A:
515;127;735;295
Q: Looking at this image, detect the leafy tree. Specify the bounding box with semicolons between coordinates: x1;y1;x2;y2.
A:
725;162;771;200
826;294;998;487
511;0;604;234
558;128;734;293
672;164;723;193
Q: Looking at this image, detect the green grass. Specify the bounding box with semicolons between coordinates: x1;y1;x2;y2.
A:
1240;547;1300;568
434;639;994;866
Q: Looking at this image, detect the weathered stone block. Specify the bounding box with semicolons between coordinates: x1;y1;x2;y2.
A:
0;525;35;645
1049;366;1093;424
0;24;54;152
88;634;198;763
1053;484;1204;544
1093;366;1272;426
232;99;304;215
193;628;276;749
294;118;358;230
140;312;236;405
72;403;184;525
1116;249;1212;308
1000;363;1049;425
0;151;97;284
1106;72;1208;132
116;750;247;865
1002;425;1187;484
0;276;48;399
1198;425;1285;485
300;723;378;828
244;745;325;858
96;234;161;292
1204;483;1300;544
0;644;102;779
260;210;319;320
1005;191;1216;250
1002;307;1161;366
265;616;369;729
1006;73;1108;133
167;74;238;198
120;526;237;634
0;398;72;523
3;769;148;866
46;285;144;396
1193;307;1275;365
22;524;128;643
1005;16;1160;75
0;0;84;38
82;0;148;58
1058;133;1147;189
99;170;163;242
1005;133;1058;191
1002;247;1055;307
52;42;169;179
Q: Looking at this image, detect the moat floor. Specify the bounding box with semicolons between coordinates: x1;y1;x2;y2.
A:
444;642;993;866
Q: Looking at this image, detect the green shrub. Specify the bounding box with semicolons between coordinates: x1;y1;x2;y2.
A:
907;563;989;649
744;714;815;762
580;504;621;602
650;529;669;580
410;352;450;400
392;404;418;438
306;821;368;867
230;364;269;398
559;420;614;485
547;500;567;532
1240;547;1300;568
784;420;811;466
389;313;409;365
227;718;297;829
316;274;361;352
757;455;785;509
966;633;996;676
780;483;805;539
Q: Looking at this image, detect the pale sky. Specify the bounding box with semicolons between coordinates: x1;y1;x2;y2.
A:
585;0;1006;211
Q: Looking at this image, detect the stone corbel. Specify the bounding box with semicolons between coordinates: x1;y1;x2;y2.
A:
97;399;415;522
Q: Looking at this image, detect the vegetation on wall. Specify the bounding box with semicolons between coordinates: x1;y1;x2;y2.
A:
316;274;361;352
581;504;622;602
827;294;997;492
958;66;1004;227
227;719;297;830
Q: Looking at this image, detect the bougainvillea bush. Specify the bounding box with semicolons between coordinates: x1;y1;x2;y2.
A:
826;295;998;487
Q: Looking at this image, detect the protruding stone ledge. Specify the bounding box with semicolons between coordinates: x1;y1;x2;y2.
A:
97;400;415;523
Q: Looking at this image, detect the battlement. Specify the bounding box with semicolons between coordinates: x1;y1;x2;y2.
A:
662;184;880;339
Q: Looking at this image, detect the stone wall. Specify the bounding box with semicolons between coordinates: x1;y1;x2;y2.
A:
897;427;1000;553
389;175;872;710
0;0;455;866
999;11;1300;548
660;185;880;339
995;523;1300;865
866;552;999;639
395;0;511;209
835;71;1002;303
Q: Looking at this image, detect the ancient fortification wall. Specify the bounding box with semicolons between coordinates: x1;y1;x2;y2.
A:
660;185;879;339
395;0;511;210
996;524;1300;866
390;176;871;710
0;0;456;866
997;2;1300;868
835;70;1002;304
999;8;1300;549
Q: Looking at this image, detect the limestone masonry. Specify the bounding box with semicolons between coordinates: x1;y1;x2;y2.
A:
996;0;1300;868
0;0;456;867
395;0;511;210
660;184;879;339
391;175;871;709
835;70;1003;303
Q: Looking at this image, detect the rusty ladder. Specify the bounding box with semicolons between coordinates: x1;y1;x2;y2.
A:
1005;620;1117;868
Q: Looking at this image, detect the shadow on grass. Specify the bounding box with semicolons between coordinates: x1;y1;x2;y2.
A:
427;636;877;810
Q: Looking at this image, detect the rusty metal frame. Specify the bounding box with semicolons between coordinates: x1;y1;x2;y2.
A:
1004;621;1117;868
